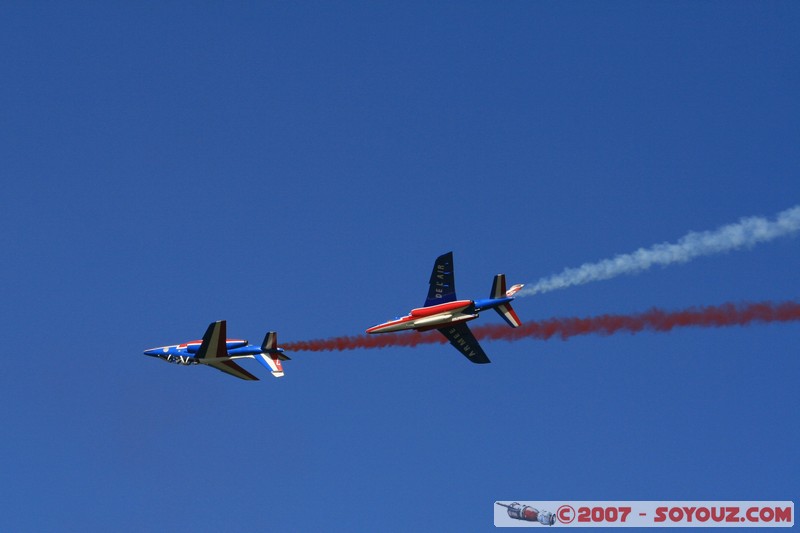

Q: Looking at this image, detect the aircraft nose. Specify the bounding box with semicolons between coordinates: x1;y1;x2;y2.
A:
143;348;160;357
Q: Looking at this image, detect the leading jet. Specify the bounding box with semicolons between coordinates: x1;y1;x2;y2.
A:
144;320;290;380
366;252;523;364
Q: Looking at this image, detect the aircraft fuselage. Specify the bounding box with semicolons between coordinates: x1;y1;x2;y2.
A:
366;296;514;334
144;339;283;365
145;321;288;380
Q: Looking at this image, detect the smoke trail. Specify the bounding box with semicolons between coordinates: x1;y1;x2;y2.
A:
283;301;800;352
518;205;800;297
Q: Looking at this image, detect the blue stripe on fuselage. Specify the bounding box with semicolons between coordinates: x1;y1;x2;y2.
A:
472;297;514;313
226;345;265;357
149;343;265;358
185;340;246;354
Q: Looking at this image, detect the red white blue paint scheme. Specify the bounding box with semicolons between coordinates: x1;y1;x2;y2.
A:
144;320;290;380
366;252;524;364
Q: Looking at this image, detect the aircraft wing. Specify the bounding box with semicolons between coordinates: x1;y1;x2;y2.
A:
195;320;259;380
425;251;457;307
195;320;228;360
207;359;260;381
437;323;491;364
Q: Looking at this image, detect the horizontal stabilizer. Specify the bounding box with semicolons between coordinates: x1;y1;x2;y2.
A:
495;303;522;328
255;353;285;378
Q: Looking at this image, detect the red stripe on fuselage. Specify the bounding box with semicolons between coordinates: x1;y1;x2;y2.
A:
181;339;247;349
367;300;475;333
410;300;472;317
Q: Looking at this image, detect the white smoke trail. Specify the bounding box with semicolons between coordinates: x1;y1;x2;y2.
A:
518;205;800;297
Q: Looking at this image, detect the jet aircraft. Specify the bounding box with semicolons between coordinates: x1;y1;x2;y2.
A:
144;320;289;380
366;252;523;363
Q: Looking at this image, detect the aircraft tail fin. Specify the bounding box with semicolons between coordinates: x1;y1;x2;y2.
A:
262;331;278;351
490;274;524;298
490;274;507;299
490;275;523;327
256;331;290;378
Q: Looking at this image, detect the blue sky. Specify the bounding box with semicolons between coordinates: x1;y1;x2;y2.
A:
1;2;798;531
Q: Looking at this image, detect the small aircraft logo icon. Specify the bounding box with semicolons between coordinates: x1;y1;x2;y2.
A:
496;502;556;525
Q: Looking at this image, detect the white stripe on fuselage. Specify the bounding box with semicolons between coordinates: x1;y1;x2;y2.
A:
198;355;253;362
370;312;478;333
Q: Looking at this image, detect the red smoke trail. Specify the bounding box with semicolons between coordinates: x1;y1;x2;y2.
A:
282;301;800;352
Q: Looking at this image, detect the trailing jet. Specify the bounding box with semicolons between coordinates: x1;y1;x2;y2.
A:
366;252;523;363
144;320;290;380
